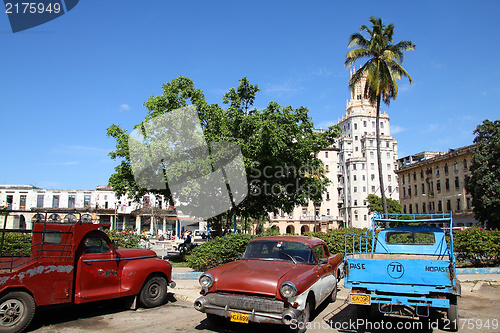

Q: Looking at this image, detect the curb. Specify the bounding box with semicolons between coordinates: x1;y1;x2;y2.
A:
456;267;500;274
172;272;203;280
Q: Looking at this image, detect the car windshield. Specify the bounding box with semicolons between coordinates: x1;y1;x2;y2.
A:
243;240;314;264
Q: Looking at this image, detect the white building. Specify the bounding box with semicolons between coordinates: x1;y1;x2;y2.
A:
0;184;192;235
337;69;399;227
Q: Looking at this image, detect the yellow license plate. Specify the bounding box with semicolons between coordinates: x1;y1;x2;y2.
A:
230;311;249;324
350;293;370;305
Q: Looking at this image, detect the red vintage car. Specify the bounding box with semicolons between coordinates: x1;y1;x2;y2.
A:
194;235;342;331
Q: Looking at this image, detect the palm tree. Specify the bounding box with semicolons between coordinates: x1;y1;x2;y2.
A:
345;16;415;215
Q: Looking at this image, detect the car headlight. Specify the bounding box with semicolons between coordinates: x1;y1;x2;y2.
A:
199;273;214;289
280;282;297;298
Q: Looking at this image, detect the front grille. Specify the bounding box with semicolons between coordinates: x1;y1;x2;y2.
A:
206;293;284;314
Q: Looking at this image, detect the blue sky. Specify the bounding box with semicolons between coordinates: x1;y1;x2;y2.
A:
1;0;499;190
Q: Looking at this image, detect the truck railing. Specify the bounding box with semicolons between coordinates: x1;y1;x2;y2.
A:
371;211;455;263
344;231;374;257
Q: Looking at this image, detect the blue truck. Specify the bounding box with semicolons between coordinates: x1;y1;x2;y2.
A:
344;212;461;331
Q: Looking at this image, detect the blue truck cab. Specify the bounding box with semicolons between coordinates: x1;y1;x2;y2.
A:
344;213;461;330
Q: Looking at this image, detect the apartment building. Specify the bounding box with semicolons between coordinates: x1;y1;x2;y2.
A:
337;69;400;228
395;144;478;227
266;69;400;232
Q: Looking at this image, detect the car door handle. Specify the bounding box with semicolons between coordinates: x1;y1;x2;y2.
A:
97;269;105;275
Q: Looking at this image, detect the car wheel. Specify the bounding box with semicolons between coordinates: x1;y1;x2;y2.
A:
0;291;36;333
206;314;226;326
289;300;311;333
446;296;458;331
139;275;168;308
328;278;338;303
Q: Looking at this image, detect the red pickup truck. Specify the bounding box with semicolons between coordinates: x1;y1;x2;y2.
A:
0;211;175;333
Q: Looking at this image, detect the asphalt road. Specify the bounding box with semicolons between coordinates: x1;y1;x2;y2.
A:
27;279;500;333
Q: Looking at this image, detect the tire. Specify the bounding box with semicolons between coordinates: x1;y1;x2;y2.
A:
0;292;36;333
139;276;168;308
289;300;311;333
446;296;458;332
328;278;338;303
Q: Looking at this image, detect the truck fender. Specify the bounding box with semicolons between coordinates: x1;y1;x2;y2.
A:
120;258;172;295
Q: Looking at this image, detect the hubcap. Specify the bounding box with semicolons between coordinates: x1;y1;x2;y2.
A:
0;299;24;327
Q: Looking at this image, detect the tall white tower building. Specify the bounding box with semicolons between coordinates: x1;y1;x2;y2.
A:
337;69;399;228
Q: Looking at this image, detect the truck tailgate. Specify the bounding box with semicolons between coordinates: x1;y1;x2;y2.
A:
346;258;452;287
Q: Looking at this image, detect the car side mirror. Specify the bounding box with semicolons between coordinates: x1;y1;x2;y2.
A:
237;252;243;259
319;258;328;265
112;240;118;255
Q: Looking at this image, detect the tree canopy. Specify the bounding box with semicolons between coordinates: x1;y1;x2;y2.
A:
107;76;341;234
345;16;415;215
466;120;500;229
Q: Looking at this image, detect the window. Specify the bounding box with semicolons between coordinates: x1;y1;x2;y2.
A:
353;175;357;181
68;195;75;208
436;166;440;175
20;195;26;210
52;195;59;208
387;164;391;170
380;122;384;128
455;177;459;189
370;151;374;158
371;186;376;192
325;151;328;158
354;123;357;130
370;140;374;147
37;195;44;208
388;175;392;181
43;231;62;244
84;237;111;254
354;200;358;206
463;159;468;170
353;164;357;170
454;161;459;172
456;199;461;211
355;136;358;140
413;172;417;180
372;121;375;128
363;121;367;127
371;163;374;170
326;165;329;171
414;185;418;196
445;178;450;191
446;200;451;211
354;186;357;193
436;180;441;192
313;244;326;262
84;195;91;208
438;201;442;212
444;163;449;175
420;170;424;179
371;174;375;181
363;186;366;193
422;183;425;194
6;195;13;209
386;231;435;245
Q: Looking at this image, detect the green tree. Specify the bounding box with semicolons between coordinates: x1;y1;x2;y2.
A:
345;16;415;215
466;120;500;229
107;76;341;236
366;194;403;215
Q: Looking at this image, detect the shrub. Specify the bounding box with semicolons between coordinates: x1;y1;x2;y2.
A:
453;228;500;266
0;232;31;255
306;228;373;255
187;233;257;271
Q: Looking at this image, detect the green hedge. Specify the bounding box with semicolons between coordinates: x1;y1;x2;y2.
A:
453;228;500;266
0;232;31;255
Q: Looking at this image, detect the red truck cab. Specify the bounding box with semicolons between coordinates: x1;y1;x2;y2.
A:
0;211;175;333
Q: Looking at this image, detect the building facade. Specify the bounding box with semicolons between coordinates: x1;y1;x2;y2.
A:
395;144;477;227
266;69;400;232
0;184;192;235
337;69;400;228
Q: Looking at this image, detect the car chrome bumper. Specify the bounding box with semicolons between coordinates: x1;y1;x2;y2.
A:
194;296;302;325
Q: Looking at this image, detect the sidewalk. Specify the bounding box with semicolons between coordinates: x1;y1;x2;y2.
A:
169;266;500;303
